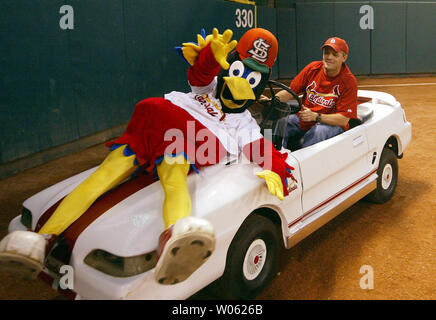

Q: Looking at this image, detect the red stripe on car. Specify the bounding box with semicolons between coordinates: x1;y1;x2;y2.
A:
288;168;378;228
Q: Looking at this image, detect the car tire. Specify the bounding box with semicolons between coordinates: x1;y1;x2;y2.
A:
365;148;398;204
216;214;280;299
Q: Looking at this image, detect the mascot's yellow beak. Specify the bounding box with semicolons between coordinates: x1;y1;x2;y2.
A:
220;76;256;109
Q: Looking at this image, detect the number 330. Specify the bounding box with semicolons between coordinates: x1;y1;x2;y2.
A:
235;8;254;28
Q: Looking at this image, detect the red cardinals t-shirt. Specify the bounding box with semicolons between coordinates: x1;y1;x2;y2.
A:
290;61;357;130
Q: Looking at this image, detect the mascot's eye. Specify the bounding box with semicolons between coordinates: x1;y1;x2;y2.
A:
229;61;245;77
246;71;262;88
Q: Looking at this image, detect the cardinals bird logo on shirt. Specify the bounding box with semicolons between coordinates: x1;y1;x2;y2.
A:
306;81;340;109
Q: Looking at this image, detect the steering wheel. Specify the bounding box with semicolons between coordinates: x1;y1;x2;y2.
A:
261;79;302;114
259;80;302;150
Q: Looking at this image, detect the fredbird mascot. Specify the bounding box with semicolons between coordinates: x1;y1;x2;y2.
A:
0;27;294;285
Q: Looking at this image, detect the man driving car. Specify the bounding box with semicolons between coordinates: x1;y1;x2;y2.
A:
269;37;358;150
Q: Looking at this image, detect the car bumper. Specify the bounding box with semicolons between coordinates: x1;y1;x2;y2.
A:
71;229;236;299
72;245;227;300
398;121;412;155
6;215;201;300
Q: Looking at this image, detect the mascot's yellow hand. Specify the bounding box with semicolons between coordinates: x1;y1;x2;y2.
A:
181;32;211;66
256;170;284;201
210;28;237;70
182;44;201;66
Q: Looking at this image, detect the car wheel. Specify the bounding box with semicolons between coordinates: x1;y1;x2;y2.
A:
365;148;398;204
217;214;280;299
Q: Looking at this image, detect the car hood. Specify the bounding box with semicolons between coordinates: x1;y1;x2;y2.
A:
23;159;266;259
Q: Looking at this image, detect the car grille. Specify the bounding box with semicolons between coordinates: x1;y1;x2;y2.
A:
44;235;72;278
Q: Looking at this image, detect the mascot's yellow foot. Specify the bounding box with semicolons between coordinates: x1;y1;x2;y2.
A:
0;231;55;279
155;217;215;285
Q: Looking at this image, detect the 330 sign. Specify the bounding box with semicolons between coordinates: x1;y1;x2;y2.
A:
235;8;254;28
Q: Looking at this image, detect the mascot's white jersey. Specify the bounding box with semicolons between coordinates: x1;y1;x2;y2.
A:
164;77;263;156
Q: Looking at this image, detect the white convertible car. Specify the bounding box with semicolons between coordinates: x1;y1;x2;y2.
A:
6;81;411;300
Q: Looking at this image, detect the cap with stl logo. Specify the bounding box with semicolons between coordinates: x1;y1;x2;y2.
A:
321;37;349;55
236;28;278;70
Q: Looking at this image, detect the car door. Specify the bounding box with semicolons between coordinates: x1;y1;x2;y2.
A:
291;125;371;220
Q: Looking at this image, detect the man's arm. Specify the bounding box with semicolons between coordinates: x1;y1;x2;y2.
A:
260;63;311;102
299;106;350;127
275;89;295;102
334;77;358;126
298;73;358;127
260;82;303;102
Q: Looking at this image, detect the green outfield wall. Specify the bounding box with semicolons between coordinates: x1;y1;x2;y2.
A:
1;0;435;176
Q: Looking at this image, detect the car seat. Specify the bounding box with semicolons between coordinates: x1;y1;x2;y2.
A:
349;104;374;129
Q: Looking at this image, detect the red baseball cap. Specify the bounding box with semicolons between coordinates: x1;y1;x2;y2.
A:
321;37;349;55
236;28;278;70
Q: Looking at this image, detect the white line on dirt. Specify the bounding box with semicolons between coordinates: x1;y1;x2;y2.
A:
358;82;436;88
269;82;436;91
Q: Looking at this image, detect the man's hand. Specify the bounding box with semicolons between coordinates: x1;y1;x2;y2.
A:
298;108;350;126
298;106;318;122
258;94;269;102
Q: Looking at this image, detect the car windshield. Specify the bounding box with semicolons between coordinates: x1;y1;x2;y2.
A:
249;100;295;150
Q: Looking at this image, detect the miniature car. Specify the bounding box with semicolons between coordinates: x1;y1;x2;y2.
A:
5;80;412;299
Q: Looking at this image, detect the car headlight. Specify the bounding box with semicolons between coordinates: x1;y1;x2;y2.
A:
20;207;32;229
84;249;157;277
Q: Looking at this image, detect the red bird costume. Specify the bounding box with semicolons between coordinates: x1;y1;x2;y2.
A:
107;37;294;197
0;28;295;286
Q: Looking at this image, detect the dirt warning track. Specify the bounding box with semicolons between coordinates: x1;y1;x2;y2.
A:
256;76;436;300
0;76;435;300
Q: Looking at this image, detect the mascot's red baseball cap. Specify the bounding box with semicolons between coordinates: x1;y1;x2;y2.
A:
321;37;349;54
236;28;278;73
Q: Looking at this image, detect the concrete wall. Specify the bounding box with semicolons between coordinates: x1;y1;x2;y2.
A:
293;1;436;75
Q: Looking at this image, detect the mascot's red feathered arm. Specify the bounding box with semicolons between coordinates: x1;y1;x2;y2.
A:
243;138;297;199
187;43;220;87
